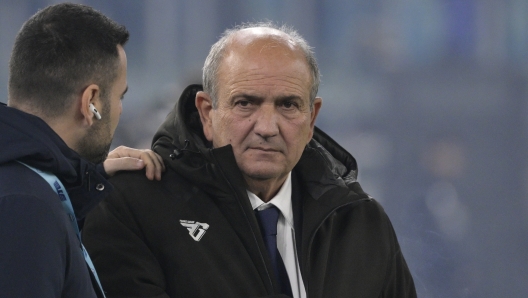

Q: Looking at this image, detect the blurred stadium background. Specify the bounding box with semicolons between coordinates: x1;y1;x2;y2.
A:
1;1;527;297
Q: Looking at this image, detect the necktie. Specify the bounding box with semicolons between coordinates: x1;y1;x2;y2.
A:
255;206;293;297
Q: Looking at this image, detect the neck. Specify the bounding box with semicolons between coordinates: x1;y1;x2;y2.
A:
47;117;82;151
245;174;288;202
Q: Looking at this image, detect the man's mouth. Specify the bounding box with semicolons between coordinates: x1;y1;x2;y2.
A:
249;147;280;152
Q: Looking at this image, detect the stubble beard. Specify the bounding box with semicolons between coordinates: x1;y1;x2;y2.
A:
77;100;113;164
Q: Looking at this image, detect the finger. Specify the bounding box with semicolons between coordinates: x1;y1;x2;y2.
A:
151;151;165;179
105;147;165;180
138;151;156;180
140;151;164;180
103;157;145;177
155;152;165;171
106;145;133;159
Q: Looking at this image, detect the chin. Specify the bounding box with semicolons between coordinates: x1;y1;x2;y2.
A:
78;139;113;164
238;158;292;179
241;168;288;181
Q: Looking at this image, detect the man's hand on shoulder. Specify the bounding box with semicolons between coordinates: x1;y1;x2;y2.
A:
103;146;165;180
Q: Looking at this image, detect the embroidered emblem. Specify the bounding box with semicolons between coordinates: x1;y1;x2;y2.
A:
180;220;210;241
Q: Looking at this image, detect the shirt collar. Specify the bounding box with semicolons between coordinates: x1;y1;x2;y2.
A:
247;172;293;228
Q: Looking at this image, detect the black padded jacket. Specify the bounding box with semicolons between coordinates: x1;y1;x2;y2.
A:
83;85;416;298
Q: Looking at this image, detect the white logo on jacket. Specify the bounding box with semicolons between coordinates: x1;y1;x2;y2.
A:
180;220;209;241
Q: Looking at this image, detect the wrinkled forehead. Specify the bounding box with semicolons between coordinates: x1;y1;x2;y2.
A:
216;28;312;95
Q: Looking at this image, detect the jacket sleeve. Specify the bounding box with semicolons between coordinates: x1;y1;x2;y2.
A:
82;189;170;298
0;194;68;298
381;220;417;298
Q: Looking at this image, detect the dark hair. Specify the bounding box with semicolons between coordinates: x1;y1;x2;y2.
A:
8;3;129;117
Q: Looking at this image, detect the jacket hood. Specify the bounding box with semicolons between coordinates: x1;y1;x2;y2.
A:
0;102;80;182
152;85;363;200
0;102;113;218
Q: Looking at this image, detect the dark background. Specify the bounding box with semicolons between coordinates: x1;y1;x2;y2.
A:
1;1;527;297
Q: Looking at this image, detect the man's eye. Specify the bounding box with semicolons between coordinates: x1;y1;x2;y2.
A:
236;100;251;107
281;101;298;109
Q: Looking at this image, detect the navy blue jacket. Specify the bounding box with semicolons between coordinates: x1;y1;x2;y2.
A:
0;102;112;297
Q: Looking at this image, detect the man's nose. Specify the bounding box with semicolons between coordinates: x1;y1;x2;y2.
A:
253;104;279;139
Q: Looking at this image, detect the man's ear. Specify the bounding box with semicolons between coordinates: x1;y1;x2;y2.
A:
308;97;323;140
80;84;101;126
195;91;214;142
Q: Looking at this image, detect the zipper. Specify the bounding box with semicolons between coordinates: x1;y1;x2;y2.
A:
209;150;276;294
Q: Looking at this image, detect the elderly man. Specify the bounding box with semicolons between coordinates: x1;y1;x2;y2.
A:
0;3;164;297
83;23;416;297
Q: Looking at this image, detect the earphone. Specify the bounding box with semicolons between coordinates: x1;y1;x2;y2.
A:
88;103;102;120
